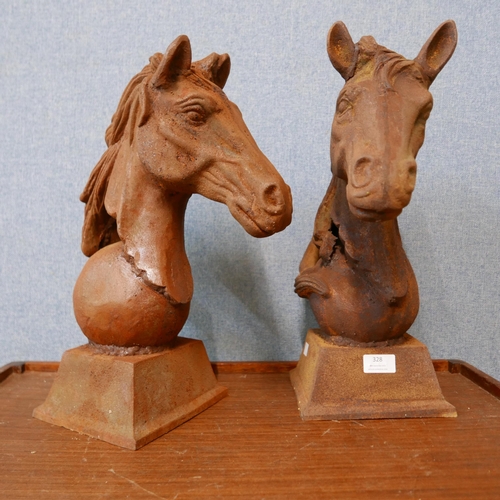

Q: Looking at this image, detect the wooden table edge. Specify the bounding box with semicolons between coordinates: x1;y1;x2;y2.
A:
2;358;499;399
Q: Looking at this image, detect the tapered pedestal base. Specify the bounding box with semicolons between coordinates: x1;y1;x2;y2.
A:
33;337;227;449
290;329;456;420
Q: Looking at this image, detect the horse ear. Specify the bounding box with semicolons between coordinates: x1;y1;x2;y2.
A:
415;20;457;85
151;35;192;88
327;21;358;80
213;53;231;89
193;52;231;89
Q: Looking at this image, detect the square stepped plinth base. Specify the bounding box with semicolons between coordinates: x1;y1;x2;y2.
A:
33;337;227;449
290;329;457;420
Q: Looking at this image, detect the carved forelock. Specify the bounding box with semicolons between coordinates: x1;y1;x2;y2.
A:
353;37;425;88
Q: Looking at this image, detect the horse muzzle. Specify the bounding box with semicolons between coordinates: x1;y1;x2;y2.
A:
346;185;413;221
231;181;293;237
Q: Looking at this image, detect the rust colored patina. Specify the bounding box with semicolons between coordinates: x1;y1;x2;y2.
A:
35;36;292;449
290;329;457;420
74;35;293;348
34;338;227;450
295;21;457;344
290;21;458;421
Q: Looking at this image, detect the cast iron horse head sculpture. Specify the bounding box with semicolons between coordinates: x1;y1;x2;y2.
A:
74;35;292;349
295;21;457;344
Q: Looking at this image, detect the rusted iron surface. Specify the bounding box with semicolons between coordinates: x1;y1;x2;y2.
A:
290;329;457;420
74;35;292;348
292;21;458;421
295;21;457;344
33;337;227;450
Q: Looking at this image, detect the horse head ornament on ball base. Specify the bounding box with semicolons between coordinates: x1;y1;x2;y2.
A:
290;21;458;420
73;36;292;348
34;35;292;449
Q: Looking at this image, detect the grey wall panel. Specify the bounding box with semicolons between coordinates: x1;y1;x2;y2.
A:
1;0;499;378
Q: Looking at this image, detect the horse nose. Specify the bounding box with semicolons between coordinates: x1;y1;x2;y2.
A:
262;183;286;215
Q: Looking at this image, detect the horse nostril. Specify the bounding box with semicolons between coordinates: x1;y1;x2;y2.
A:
406;160;417;192
262;183;284;212
351;157;374;188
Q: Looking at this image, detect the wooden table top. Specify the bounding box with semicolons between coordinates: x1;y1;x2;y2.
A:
1;359;500;499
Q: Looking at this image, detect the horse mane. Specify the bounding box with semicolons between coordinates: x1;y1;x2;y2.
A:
80;53;163;257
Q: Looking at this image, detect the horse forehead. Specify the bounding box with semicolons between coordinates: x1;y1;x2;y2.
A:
344;74;430;107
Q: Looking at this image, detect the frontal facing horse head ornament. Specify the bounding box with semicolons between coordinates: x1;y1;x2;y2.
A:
290;21;458;422
295;21;457;345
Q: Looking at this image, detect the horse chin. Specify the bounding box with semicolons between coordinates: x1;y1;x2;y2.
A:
348;203;402;222
228;204;282;238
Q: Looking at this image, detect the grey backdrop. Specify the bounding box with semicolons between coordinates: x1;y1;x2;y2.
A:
1;0;499;379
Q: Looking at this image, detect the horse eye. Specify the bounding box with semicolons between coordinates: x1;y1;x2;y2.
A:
185;107;206;125
336;98;352;116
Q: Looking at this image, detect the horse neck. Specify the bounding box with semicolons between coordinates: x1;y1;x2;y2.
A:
105;141;193;305
331;175;411;297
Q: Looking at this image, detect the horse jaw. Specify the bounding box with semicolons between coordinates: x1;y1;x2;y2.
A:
193;155;293;238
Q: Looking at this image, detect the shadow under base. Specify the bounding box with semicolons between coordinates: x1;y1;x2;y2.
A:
290;329;457;420
33;337;227;450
